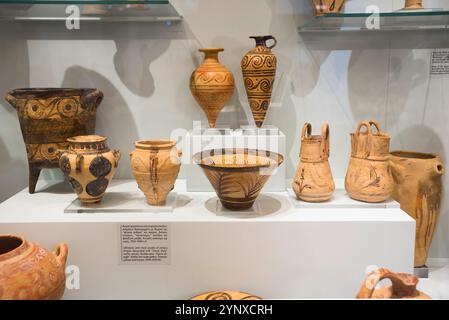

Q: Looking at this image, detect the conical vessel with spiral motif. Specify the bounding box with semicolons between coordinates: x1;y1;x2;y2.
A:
241;36;277;128
190;48;235;128
4;88;103;194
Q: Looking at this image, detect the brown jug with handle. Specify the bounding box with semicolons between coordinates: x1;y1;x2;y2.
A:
292;122;335;202
345;120;393;203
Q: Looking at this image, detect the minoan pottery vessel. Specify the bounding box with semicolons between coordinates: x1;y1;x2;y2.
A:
390;151;444;267
4;88;103;194
311;0;346;16
190;48;235;128
293;123;335;202
356;268;430;299
194;148;284;210
0;234;68;300
59;135;120;205
345;121;393;203
130;140;182;206
191;291;262;300
404;0;423;10
241;36;277;128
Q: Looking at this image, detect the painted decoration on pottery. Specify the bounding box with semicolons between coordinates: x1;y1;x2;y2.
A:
193;148;283;211
390;151;444;267
345;120;393;203
130;140;182;206
404;0;423;9
241;36;277;128
190;48;235;128
58;135;120;205
4;88;103;193
356;268;430;299
0;234;68;300
191;290;262;300
293;123;335;202
311;0;346;16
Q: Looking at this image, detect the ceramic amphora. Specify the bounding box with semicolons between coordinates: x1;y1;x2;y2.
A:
345;120;393;203
293;123;335;202
0;234;68;300
190;48;235;128
311;0;346;16
390;151;444;267
130;140;182;206
59;135;120;205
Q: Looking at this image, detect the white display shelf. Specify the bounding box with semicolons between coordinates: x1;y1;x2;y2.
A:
0;179;415;299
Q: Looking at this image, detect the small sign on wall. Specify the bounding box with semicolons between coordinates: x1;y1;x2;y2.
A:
431;49;449;75
119;224;170;265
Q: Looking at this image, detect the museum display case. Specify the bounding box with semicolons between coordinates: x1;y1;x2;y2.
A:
0;0;448;300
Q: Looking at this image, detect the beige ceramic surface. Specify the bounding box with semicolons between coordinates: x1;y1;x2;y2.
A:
191;290;262;300
190;48;235;128
59;135;120;205
241;36;277;128
356;268;430;299
130;140;182;206
345;121;393;203
293;123;335;202
404;0;423;9
194;148;283;210
0;235;68;300
390;151;444;267
311;0;346;16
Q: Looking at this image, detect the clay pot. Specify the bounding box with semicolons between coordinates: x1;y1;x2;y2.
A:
404;0;423;10
356;268;430;299
0;234;68;300
193;148;284;210
292;123;335;202
390;151;444;267
130;140;182;206
191;290;262;300
4;88;103;194
311;0;346;16
345;121;393;203
241;36;277;128
58;135;120;205
190;48;235;128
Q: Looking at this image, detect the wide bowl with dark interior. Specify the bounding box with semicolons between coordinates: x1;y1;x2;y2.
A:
4;88;103;193
193;148;284;210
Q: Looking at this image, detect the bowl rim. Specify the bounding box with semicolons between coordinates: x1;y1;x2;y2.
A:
193;148;284;171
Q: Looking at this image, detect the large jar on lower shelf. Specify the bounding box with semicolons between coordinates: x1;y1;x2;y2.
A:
0;235;68;300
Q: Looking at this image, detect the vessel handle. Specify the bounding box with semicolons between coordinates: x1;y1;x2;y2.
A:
113;149;121;168
4;92;17;108
355;121;372;136
76;154;83;173
321;122;330;158
369;119;382;134
356;268;420;299
53;242;68;266
265;36;277;49
301;122;312;140
435;161;444;176
81;89;104;110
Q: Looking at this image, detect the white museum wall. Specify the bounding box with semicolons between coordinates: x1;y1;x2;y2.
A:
0;0;448;259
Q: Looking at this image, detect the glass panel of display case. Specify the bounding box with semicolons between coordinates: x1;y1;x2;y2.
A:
0;1;182;22
299;10;449;32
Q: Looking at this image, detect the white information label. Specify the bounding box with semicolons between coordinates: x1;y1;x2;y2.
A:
431;50;449;75
119;224;170;265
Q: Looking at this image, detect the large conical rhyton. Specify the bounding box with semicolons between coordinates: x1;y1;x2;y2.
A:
241;36;277;128
4;88;103;193
190;48;235;128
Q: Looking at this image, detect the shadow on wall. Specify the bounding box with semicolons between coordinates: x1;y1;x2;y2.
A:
0;36;30;202
61;66;139;179
113;39;171;98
